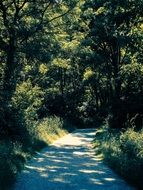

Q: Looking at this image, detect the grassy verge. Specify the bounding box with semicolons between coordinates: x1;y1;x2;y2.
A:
93;125;143;189
0;117;74;190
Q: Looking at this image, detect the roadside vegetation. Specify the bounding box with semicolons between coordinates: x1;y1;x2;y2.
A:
0;116;72;190
94;125;143;189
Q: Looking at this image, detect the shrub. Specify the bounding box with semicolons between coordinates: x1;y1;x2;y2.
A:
30;117;66;150
12;80;44;124
0;116;71;190
94;126;143;189
0;141;27;190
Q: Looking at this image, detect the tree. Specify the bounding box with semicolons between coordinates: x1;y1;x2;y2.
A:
79;0;143;127
0;0;78;135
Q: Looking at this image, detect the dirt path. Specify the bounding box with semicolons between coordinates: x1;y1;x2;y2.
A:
14;129;135;190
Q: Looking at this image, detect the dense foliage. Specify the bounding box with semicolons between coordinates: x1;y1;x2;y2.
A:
94;126;143;189
0;0;143;189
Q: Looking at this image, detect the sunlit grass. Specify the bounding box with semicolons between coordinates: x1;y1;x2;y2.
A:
30;117;68;150
0;117;71;190
94;126;143;189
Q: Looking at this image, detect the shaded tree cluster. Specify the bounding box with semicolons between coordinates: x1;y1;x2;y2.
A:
0;0;143;141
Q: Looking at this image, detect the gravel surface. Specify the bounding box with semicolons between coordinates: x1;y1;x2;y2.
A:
14;129;135;190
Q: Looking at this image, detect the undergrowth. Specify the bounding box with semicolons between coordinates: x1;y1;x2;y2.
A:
94;126;143;189
0;117;73;190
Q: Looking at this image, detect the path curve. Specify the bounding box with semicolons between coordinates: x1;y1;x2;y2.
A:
14;129;135;190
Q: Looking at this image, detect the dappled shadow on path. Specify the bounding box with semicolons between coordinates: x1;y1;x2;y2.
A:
14;129;135;190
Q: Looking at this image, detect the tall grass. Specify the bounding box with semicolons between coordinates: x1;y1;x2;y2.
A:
0;116;72;190
30;117;68;150
94;126;143;189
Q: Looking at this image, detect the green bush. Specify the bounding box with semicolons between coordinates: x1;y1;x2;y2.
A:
0;141;27;190
12;80;44;124
94;126;143;189
30;117;65;150
0;116;71;190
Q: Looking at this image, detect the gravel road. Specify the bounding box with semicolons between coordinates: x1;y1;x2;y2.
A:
14;129;135;190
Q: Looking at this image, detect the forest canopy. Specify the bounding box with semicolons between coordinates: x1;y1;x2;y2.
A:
0;0;143;137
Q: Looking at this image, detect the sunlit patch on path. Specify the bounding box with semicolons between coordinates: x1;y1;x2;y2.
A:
14;129;135;190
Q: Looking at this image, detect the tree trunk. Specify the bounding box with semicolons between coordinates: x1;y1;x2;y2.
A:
111;39;121;99
3;34;16;106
